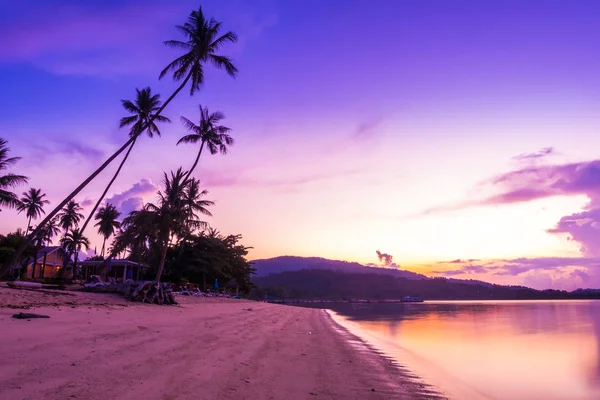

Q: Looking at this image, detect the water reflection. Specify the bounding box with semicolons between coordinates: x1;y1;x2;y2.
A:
312;301;600;400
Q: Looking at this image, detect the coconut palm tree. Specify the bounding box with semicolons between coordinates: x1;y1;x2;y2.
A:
57;200;84;235
0;138;28;211
184;178;213;230
60;228;90;279
178;106;233;183
94;204;121;257
143;169;190;281
160;6;238;95
36;217;61;246
79;87;170;236
17;188;49;234
6;6;238;277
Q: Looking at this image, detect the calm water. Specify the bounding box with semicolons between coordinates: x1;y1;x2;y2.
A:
319;300;600;400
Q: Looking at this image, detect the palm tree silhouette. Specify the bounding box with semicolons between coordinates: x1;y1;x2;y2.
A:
57;200;84;236
178;105;233;183
79;87;169;235
35;217;61;246
94;203;121;257
147;169;193;281
8;6;238;275
17;188;49;234
60;228;90;279
0;138;28;211
160;7;238;95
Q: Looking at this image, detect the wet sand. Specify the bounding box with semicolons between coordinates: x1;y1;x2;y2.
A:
0;288;439;400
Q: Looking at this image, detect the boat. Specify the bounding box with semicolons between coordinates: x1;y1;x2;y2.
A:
402;296;424;302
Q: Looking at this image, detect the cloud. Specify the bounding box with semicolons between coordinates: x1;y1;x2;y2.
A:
421;158;600;216
0;1;183;77
432;257;600;289
201;168;365;190
28;139;104;164
352;118;384;141
512;147;555;162
81;198;95;207
441;258;481;264
547;208;600;257
106;179;157;216
376;250;393;266
419;156;600;266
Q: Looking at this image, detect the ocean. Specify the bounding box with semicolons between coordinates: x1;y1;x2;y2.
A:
317;300;600;400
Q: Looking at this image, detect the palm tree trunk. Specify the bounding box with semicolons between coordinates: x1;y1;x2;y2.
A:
26;216;31;235
155;237;169;282
73;246;80;280
79;137;137;236
4;71;194;277
31;248;37;279
183;140;205;184
101;237;106;258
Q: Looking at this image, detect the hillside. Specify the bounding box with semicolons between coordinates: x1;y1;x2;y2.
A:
252;256;426;280
251;269;600;301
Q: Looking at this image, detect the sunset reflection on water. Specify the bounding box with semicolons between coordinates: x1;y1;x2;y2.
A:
325;301;600;400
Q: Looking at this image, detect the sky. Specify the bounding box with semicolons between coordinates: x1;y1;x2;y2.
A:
1;0;600;290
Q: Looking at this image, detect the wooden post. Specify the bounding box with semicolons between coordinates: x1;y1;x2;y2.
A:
41;252;47;279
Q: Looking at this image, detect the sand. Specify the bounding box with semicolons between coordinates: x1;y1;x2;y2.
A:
0;287;440;400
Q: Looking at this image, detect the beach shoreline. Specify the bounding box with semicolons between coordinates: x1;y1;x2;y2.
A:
0;287;442;400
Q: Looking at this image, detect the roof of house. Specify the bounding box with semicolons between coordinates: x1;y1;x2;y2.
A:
23;246;70;267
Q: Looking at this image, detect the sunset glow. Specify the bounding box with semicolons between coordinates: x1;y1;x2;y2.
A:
2;0;600;290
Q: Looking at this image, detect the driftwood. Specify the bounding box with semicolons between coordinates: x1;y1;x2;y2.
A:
128;281;176;305
84;281;176;305
13;313;50;319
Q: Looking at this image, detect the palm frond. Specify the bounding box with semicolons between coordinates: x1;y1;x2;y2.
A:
209;54;238;77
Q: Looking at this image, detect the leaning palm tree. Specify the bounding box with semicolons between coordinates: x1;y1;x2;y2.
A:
5;6;238;277
178;105;233;182
60;228;90;279
94;203;121;257
57;200;84;235
0;138;28;211
17;188;49;234
79;87;170;236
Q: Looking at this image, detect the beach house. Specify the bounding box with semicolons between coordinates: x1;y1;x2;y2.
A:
24;246;71;279
79;259;149;282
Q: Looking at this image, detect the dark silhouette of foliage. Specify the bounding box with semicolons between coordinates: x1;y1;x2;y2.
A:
0;138;28;212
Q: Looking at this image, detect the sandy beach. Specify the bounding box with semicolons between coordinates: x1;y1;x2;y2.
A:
0;287;440;400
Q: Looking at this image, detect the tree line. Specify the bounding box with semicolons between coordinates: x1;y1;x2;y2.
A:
0;6;255;291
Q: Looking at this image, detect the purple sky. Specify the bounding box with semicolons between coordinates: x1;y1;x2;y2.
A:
2;0;600;290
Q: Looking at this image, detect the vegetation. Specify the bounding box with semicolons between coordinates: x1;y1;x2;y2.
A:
79;87;170;236
252;269;594;301
94;204;121;257
57;200;84;235
105;172;254;289
178;105;233;182
60;228;90;278
0;7;254;292
6;6;239;272
0;138;28;212
17;188;49;234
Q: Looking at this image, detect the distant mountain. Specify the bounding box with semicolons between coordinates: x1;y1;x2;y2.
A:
252;256;426;280
251;268;600;301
